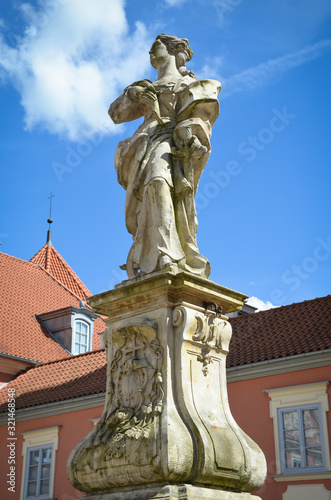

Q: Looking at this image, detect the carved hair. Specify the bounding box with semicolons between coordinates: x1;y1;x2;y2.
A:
156;34;196;79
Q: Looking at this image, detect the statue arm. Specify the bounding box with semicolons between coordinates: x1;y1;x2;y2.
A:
109;80;163;125
108;86;145;124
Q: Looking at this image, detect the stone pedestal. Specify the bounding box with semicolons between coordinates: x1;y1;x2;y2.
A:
67;271;266;499
81;484;263;500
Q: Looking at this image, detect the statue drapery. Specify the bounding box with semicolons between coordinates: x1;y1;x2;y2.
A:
109;36;221;279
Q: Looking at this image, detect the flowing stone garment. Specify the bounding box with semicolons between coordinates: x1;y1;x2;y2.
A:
109;76;221;279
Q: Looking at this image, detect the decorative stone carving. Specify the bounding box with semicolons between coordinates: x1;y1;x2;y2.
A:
192;310;231;375
67;277;266;498
172;304;267;492
104;331;163;457
108;34;221;279
67;324;166;492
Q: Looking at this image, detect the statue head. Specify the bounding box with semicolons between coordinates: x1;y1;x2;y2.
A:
150;34;196;79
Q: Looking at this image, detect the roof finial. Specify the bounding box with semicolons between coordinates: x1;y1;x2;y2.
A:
46;192;55;246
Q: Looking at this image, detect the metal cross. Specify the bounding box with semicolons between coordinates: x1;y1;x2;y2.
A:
48;192;55;220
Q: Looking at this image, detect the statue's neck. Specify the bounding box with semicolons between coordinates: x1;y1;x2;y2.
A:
156;58;180;80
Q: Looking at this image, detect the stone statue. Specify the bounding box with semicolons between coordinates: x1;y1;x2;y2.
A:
67;35;266;500
109;34;221;279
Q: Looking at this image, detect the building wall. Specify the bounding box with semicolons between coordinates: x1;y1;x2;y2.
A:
1;365;330;500
227;365;331;500
0;405;104;500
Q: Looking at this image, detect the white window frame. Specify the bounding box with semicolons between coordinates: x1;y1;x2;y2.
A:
20;426;60;500
278;404;327;474
71;312;94;355
266;382;331;480
73;319;90;354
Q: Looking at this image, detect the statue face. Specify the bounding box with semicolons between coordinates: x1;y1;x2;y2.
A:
149;39;169;68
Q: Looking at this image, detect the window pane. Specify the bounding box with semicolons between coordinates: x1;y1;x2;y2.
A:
75;332;81;342
304;427;321;447
40;478;50;495
80;345;87;353
81;334;87;344
41;463;51;479
42;447;52;463
81;323;88;333
76;321;82;333
283;411;299;430
28;465;38;481
27;481;37;496
75;343;80;352
306;447;323;467
30;449;40;464
285;448;302;468
303;409;319;428
284;430;300;448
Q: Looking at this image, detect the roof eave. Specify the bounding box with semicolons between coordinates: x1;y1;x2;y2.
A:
227;349;331;382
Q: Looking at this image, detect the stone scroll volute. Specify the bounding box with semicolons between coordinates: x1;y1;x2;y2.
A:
172;305;267;492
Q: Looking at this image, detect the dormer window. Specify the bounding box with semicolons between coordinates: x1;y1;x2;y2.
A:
38;305;98;356
74;320;90;354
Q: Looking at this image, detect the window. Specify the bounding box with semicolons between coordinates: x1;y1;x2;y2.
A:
24;446;53;498
266;382;331;480
20;426;60;500
38;305;98;355
278;405;326;473
74;320;90;354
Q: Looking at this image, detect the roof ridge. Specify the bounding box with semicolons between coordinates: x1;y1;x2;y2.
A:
1;249;92;317
47;245;91;295
1;250;41;268
45;244;51;272
34;263;89;304
30;244;91;298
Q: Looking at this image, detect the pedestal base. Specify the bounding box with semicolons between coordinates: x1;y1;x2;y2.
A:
82;484;262;500
67;271;266;495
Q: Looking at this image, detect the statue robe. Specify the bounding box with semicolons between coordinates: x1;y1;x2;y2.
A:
109;76;221;278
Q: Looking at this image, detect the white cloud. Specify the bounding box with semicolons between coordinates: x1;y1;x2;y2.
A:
200;39;331;98
197;55;224;80
0;0;154;141
164;0;189;5
246;296;277;312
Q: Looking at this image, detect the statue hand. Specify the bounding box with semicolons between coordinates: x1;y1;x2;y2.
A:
125;80;156;103
172;134;208;159
125;85;145;100
126;83;164;125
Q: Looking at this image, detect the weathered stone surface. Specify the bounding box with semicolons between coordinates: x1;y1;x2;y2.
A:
88;270;249;317
81;484;263;500
67;272;266;495
108;34;221;279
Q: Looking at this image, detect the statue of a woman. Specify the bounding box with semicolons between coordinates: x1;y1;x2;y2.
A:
109;34;221;279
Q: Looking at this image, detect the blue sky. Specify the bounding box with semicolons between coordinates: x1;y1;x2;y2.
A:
0;0;330;310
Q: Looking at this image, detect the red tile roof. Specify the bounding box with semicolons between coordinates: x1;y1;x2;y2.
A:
30;244;91;302
0;350;106;412
227;295;331;367
0;295;329;414
92;318;104;350
0;252;102;364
